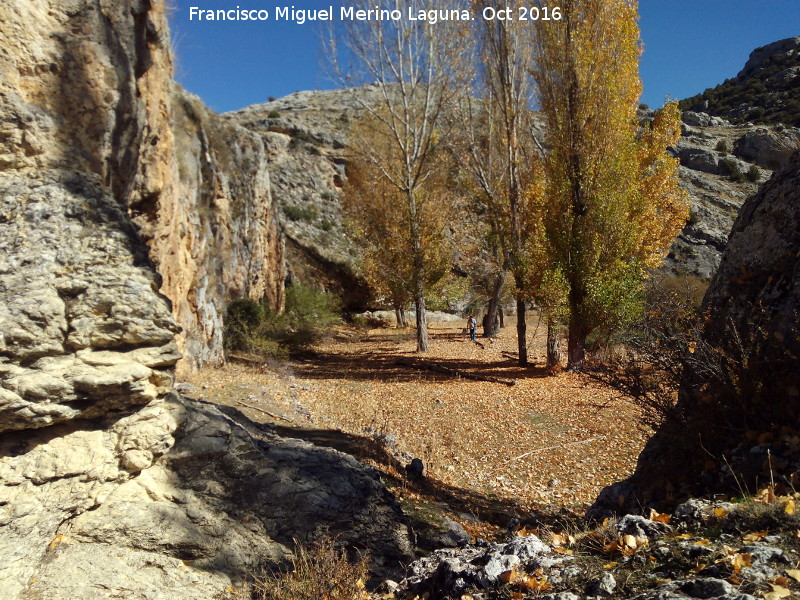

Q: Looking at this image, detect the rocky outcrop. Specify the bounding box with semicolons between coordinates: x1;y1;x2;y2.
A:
1;2;410;598
145;87;285;373
733;126;800;171
1;393;413;599
0;170;179;432
0;0;181;429
737;36;800;80
682;36;800;127
662;113;800;278
229;89;374;310
591;149;800;514
382;499;799;600
0;0;284;375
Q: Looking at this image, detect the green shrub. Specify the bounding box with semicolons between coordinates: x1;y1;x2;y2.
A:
267;110;281;119
319;218;334;232
720;157;745;181
281;283;341;347
746;164;762;182
224;284;341;357
283;204;319;222
715;139;729;155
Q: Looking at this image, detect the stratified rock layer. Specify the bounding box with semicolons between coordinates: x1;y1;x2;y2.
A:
0;0;285;374
0;394;412;599
0;171;179;432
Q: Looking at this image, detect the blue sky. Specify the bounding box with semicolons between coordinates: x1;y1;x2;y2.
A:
169;1;800;113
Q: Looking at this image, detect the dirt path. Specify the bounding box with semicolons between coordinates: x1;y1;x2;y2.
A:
186;317;650;519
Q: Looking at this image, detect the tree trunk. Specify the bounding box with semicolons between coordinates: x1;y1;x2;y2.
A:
415;295;428;352
546;319;560;372
498;305;504;328
567;318;586;369
567;284;587;368
516;296;527;365
483;270;506;338
395;306;407;328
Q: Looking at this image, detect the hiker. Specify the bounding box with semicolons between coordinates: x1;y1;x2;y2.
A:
467;315;477;342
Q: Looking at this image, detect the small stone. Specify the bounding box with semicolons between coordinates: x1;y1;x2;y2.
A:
617;514;673;539
405;458;424;479
501;534;550;560
589;572;617;596
677;577;733;599
479;553;520;587
738;545;787;564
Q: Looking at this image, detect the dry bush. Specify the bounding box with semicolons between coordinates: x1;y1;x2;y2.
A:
584;274;716;430
243;538;370;600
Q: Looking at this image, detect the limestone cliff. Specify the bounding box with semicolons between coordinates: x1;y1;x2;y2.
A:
0;0;285;375
229;89;374;310
0;2;410;598
146;86;285;373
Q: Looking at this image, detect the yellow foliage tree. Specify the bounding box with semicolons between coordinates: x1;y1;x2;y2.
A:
342;125;456;331
532;0;688;367
326;0;471;351
452;1;542;363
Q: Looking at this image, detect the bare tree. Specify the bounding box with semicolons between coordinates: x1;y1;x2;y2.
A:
451;1;542;364
326;0;471;352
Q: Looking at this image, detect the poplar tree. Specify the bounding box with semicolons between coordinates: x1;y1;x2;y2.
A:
342;137;454;331
452;1;541;363
326;0;470;352
532;0;688;368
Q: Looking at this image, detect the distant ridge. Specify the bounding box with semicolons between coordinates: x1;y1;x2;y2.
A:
680;36;800;126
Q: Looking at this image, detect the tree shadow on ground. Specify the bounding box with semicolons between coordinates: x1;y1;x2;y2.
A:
288;348;553;384
260;420;580;535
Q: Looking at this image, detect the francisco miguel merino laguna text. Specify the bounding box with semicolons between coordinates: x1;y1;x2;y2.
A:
191;5;499;25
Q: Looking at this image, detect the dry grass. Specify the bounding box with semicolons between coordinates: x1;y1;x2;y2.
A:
187;315;649;513
230;538;369;600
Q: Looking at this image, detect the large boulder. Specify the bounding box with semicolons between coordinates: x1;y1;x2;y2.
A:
0;393;413;599
734;127;800;171
591;149;800;516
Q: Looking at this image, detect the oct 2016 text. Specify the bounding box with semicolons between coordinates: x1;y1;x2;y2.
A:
187;5;563;25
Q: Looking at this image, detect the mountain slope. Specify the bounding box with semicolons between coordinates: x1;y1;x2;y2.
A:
680;36;800;126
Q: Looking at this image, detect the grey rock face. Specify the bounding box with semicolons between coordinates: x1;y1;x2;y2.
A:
738;545;787;565
737;37;800;80
0;171;180;432
0;0;285;375
592;150;800;512
229;89;375;310
0;394;413;599
734;127;800;171
676;577;733;599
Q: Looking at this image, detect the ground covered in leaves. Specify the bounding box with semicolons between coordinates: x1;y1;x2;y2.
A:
186;316;649;527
